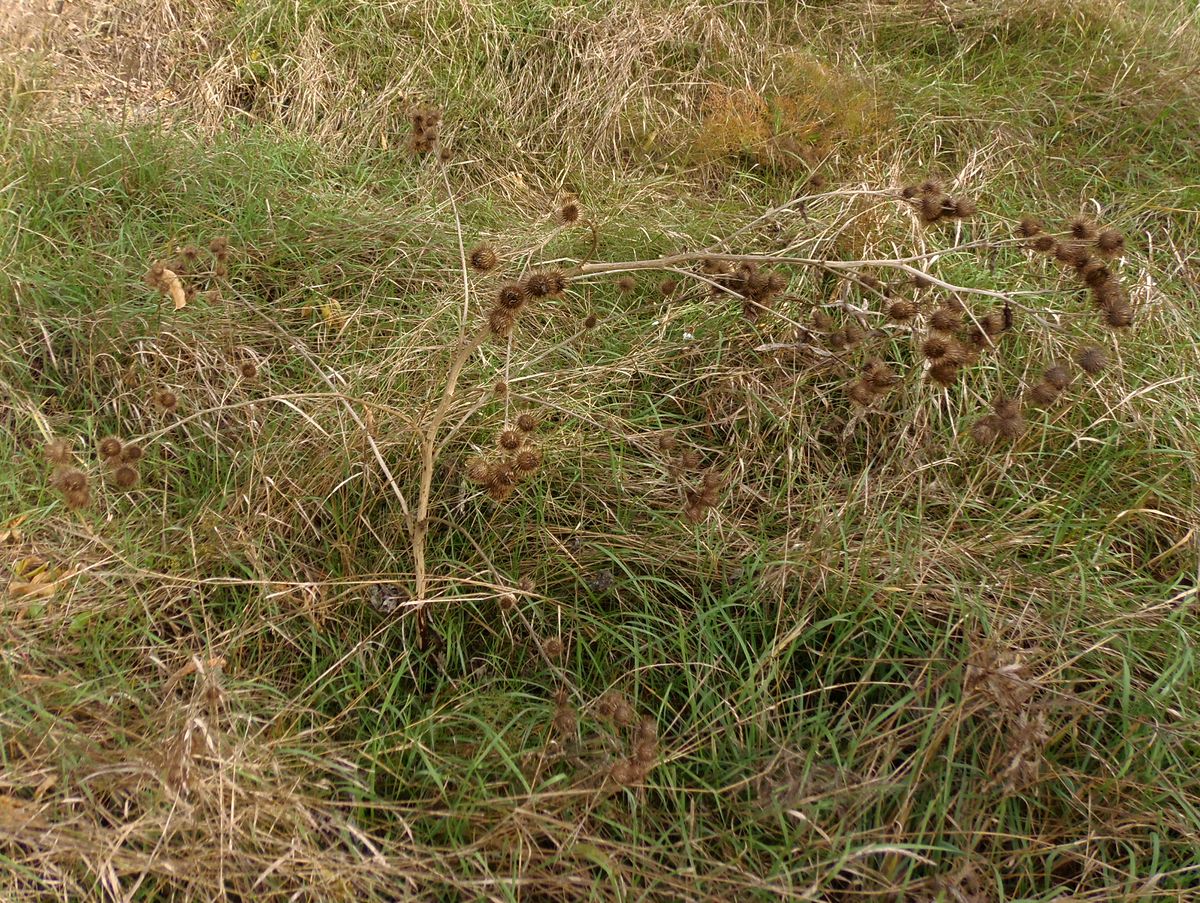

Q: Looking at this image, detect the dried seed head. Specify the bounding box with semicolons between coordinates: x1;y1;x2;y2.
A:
610;761;637;785
557;199;581;225
911;271;934;290
860;274;881;291
616;275;636;294
552;707;576;736
1026;381;1061;407
1044;364;1072;390
497;283;526;311
466;458;492;485
681;450;702;469
842;323;864;346
65;487;90;510
700;258;728;275
55;467;87;493
920;178;943;195
209;236;230;256
659;278;678;297
487;482;514;502
1102;301;1134;328
491;461;518;487
45;438;72;465
1096;228;1125;257
488;307;515;338
498;592;516;610
888;299;917;322
929;306;962;333
119;443;143;464
514;447;542;475
980;311;1007;336
993;396;1022;421
113;463;139;489
1017;215;1043;238
847;380;875;406
468;244;499;273
584;313;599;330
997;413;1027;440
1069;216;1097;241
98;436;123;460
920;193;945;223
970;415;1000;444
1032;234;1057;253
929;361;960;386
543;636;565;659
544;269;569;297
922;335;951;360
240;361;258;379
153;388;178;413
1078;258;1111;288
493;379;508;397
1055;241;1090;268
863;359;898;391
499;429;523;451
522;271;554;299
812;310;835;331
901;184;921;199
516;412;538;432
518;575;535;593
1077;346;1109;375
951;197;977;218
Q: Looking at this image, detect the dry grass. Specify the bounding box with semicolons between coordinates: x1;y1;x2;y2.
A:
2;0;1200;900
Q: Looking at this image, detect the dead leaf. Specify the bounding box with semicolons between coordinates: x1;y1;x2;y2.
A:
162;267;187;310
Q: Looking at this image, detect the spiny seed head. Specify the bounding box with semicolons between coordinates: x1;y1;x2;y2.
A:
911;272;933;290
847;380;875;406
522;271;553;299
920;178;943;195
1079;258;1110;287
65;487;89;510
950;197;977;218
466;458;492;485
543;636;565;659
468;244;499;273
681;450;702;469
1057;241;1090;268
766;271;787;294
700;257;728;275
888;299;917;322
1017;216;1043;238
214;261;229;278
557;199;581;225
1044;364;1072;390
45;438;72;465
997;414;1026;440
584;313;598;329
970;415;999;444
1026;381;1061;407
659;278;678;297
1102;300;1134;328
929;361;960;386
812;310;835;331
240;361;257;379
518;575;535;593
55;467;87;493
154;388;178;412
487;482;514;502
144;262;166;288
544;269;569;297
1096;228;1125;257
98;436;122;460
1069;216;1097;241
514;447;542;475
610;761;637;785
488;307;515;338
980;311;1007;336
491;462;517;487
516;412;537;432
552;707;576;735
701;470;722;489
493;379;508;397
1090;280;1125;310
499;429;523;451
922;335;950;360
616;275;636;294
113;464;139;489
497;283;526;311
929;307;962;333
209;236;229;256
920;193;944;223
993;397;1022;420
119;443;143;464
843;323;864;346
863;359;898;390
1077;346;1109;374
860;274;881;291
438;146;453;163
901;184;921;199
1032;234;1057;253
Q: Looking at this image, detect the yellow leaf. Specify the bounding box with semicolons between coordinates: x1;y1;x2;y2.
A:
162;267;187;310
320;299;343;326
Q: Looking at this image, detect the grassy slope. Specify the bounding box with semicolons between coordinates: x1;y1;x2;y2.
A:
2;0;1199;899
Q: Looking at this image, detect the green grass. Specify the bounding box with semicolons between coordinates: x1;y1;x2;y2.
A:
2;0;1199;899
